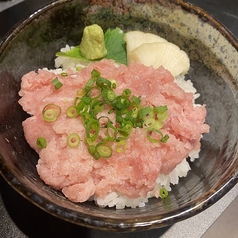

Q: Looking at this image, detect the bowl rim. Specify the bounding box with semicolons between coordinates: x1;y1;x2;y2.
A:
0;0;238;231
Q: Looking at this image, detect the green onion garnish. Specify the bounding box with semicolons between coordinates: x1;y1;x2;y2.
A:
95;142;112;158
77;89;86;97
147;129;169;144
143;118;156;130
116;141;126;153
88;86;101;99
102;89;116;103
64;69;169;159
90;100;104;115
61;72;68;77
138;106;152;119
66;106;79;118
131;95;141;106
88;144;96;155
160;188;169;199
51;77;63;90
96;76;112;89
36;137;47;149
110;79;117;89
117;128;130;141
67;133;80;148
154;105;168;122
106;124;117;142
160;134;170;143
86;120;100;142
42;104;61;122
122;88;131;97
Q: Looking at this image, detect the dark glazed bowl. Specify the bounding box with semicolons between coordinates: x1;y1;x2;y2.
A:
0;0;237;232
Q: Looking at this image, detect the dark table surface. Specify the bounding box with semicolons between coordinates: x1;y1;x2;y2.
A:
0;1;237;238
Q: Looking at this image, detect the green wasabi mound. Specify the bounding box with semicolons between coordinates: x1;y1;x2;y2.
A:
80;24;107;60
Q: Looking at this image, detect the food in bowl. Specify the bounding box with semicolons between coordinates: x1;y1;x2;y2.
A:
0;0;237;231
18;25;209;209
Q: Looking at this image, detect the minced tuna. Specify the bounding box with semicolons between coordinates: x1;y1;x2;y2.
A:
18;59;209;209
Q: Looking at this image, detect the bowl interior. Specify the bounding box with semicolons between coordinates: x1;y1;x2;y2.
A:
0;0;237;231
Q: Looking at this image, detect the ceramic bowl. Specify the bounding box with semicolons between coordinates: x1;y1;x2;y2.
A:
0;0;237;232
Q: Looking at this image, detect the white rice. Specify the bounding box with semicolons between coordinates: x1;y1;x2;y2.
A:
55;45;89;71
53;48;202;209
94;155;198;210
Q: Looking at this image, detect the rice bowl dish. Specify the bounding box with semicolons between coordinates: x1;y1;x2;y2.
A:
0;0;237;231
18;27;209;209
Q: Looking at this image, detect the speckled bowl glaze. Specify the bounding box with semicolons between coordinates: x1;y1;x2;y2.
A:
0;0;237;232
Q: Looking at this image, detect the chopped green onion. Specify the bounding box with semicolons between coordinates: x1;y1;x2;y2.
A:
88;86;101;99
42;104;61;122
74;97;81;107
121;121;133;133
117;128;130;141
75;101;89;114
124;110;133;121
122;88;131;97
67;133;80;148
131;107;139;118
108;108;115;114
92;151;101;160
90;100;104;115
147;129;164;143
77;89;86;97
154;105;168;113
116;110;123;123
144;110;154;120
65;69;169;160
74;96;91;114
81;95;91;105
106;124;117;141
85;137;95;146
102;89;116;103
86;120;100;141
88;144;96;155
116;141;126;153
157;111;168;122
109;79;117;89
138;106;152;119
66;106;79;118
36;137;47;149
84;77;95;92
98;116;112;127
143;118;156;130
160;134;170;143
131;95;141;106
112;96;131;110
154;106;168;122
61;72;68;77
95;143;112;158
51;77;63;90
96;76;112;89
134;119;143;128
160;187;169;199
81;112;95;126
91;69;100;79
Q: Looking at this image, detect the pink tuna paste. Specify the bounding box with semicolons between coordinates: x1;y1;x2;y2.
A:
18;59;209;203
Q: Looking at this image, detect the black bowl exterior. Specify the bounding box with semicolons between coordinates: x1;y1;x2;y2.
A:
0;0;237;231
